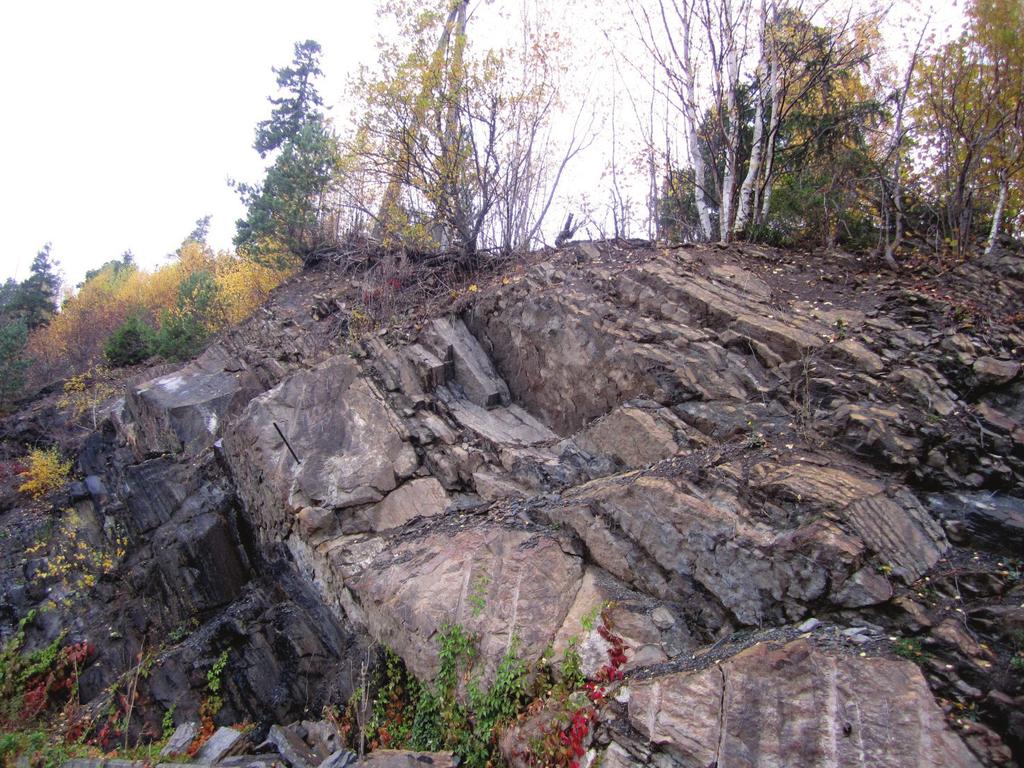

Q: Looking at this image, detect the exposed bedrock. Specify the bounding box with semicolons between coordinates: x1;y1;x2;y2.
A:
503;636;983;768
36;241;1021;763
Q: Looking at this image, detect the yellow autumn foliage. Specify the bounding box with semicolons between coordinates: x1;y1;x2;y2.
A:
215;255;295;325
18;447;73;500
25;243;297;386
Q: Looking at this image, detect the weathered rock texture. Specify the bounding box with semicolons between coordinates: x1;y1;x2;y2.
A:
614;638;982;767
4;241;1022;765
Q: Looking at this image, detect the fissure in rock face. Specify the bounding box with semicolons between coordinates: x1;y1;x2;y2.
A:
3;241;1022;766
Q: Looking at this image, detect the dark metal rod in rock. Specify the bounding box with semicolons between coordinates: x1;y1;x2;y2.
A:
273;421;302;464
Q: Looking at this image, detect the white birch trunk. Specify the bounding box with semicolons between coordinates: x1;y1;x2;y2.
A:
734;88;764;236
679;2;714;240
719;48;740;241
734;0;769;236
758;53;782;224
986;174;1009;255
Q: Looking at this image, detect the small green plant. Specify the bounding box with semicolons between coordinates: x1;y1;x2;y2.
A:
358;624;529;768
893;637;924;663
0;729;75;768
207;650;229;695
580;603;604;632
167;618;198;644
0;611;94;762
560;640;585;692
1011;655;1024;673
435;623;477;695
366;647;419;749
744;431;767;449
162;704;177;740
468;574;490;618
200;649;230;720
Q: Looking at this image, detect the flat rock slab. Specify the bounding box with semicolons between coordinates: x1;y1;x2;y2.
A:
421;316;510;408
127;367;244;456
750;461;947;582
575;405;683;468
928;492;1024;552
544;457;946;626
561;474;858;624
622;638;981;767
219;757;290;768
160;721;199;756
357;751;456;768
264;724;319;768
224;356;415;539
347;521;583;684
195;726;247;764
367;477;449;531
973;356;1020;386
447;399;557;447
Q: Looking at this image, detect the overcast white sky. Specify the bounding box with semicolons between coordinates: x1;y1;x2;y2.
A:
0;0;379;286
1;0;962;288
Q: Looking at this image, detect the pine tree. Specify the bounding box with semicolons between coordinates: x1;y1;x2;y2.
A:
0;318;29;408
236;40;338;266
184;216;211;246
253;40;326;158
13;244;61;329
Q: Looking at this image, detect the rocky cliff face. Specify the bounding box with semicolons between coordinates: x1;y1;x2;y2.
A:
2;242;1022;766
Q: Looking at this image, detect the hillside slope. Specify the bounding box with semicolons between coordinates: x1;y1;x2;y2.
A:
2;241;1022;766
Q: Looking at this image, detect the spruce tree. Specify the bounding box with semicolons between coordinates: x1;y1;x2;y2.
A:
13;244;61;329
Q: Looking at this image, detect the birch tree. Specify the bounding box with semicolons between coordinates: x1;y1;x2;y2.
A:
875;21;928;270
352;0;591;259
742;5;879;236
628;0;715;239
915;0;1023;257
732;0;772;236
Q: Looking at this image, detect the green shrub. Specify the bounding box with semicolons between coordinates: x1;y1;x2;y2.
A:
154;310;202;361
154;271;221;361
104;316;155;367
359;625;529;768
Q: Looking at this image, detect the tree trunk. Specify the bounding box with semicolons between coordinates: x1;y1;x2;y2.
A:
757;53;782;225
719;49;741;241
733;0;770;239
986;173;1009;255
678;2;714;241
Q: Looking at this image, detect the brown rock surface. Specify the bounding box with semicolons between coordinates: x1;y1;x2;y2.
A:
622;638;981;767
346;520;583;683
15;241;1022;766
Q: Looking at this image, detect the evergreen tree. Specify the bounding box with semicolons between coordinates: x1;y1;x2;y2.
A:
0;318;29;408
254;40;326;158
0;278;19;315
13;244;61;329
185;216;212;246
105;315;156;367
236;40;338;266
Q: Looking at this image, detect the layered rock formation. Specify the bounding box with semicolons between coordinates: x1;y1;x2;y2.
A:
3;242;1022;765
